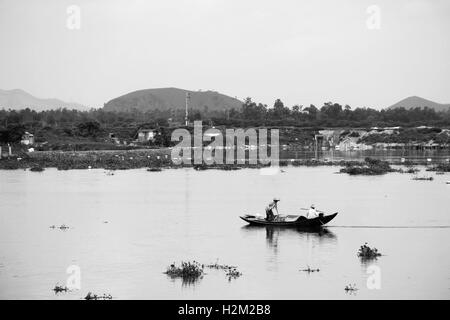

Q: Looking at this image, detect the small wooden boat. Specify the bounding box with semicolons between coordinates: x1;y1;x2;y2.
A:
240;212;338;228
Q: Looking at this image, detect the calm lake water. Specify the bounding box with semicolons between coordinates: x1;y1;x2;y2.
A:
281;148;450;163
0;166;449;299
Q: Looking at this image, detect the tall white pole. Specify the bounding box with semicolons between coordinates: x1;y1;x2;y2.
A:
185;92;189;126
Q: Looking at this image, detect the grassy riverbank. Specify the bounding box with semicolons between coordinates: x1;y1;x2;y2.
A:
1;148;448;174
0;149;173;170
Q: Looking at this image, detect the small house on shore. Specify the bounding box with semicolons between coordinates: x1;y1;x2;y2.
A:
339;137;358;151
338;137;373;151
20;132;35;145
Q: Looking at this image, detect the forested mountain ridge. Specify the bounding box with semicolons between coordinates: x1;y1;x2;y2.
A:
103;87;243;112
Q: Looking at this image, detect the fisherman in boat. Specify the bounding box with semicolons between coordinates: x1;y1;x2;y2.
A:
306;204;322;219
265;198;280;221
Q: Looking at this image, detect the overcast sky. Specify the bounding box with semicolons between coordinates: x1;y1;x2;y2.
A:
0;0;449;109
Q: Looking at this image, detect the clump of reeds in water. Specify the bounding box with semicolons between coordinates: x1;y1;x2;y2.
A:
225;267;242;281
206;260;242;281
165;261;204;280
84;292;112;300
344;284;358;292
193;164;209;171
412;176;433;181
426;163;450;173
340;157;395;175
300;266;320;273
52;284;69;293
30;166;45;172
49;224;70;230
399;167;419;174
219;165;242;171
357;243;382;259
206;260;236;270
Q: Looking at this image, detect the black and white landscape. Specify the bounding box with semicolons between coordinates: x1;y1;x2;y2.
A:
0;0;449;301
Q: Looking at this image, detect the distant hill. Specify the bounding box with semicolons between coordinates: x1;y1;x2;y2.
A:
388;96;450;112
0;88;87;111
103;87;243;112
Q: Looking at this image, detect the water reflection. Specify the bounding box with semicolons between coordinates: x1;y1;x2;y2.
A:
358;256;380;266
241;225;337;254
166;274;204;287
358;256;381;279
267;227;336;253
281;148;450;163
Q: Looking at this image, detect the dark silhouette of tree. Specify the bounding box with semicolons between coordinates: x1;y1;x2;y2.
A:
77;121;101;137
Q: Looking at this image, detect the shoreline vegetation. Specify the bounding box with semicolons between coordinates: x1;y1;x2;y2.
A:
0;148;449;174
2;108;450;174
1;125;449;153
339;157;396;175
1;105;450;155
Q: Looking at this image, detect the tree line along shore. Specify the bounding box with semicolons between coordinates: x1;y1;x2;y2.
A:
0;122;449;153
1;99;450;153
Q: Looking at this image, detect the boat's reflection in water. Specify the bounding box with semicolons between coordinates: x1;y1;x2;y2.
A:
266;227;337;256
241;225;337;255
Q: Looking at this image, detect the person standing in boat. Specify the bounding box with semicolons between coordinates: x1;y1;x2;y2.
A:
266;198;280;221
